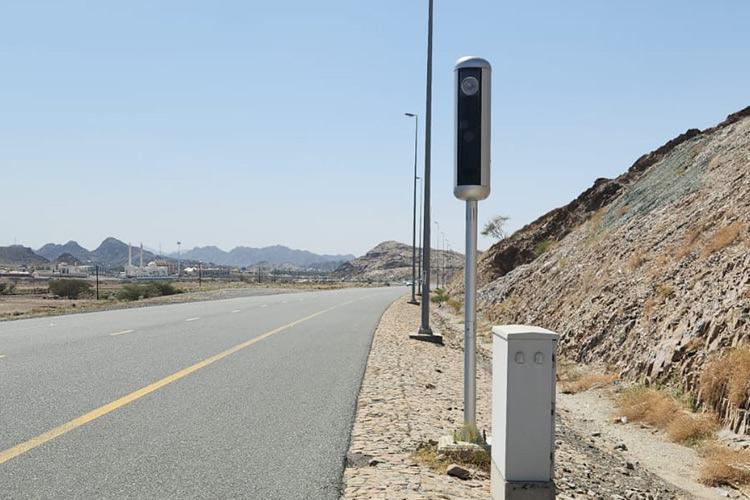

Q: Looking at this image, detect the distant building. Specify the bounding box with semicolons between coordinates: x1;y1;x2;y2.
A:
124;242;169;278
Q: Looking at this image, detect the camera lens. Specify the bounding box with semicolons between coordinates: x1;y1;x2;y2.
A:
461;76;479;96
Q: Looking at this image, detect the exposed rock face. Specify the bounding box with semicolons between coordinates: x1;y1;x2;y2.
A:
335;241;463;282
475;107;750;427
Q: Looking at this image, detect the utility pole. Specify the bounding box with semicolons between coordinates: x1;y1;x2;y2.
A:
411;0;440;343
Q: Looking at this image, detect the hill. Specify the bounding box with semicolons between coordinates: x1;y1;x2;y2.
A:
473;107;750;428
0;246;50;267
180;245;354;269
90;237;157;267
335;241;463;282
36;241;92;262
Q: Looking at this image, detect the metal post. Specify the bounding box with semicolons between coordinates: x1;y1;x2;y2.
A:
406;113;419;305
413;0;440;343
417;176;423;296
95;265;99;300
465;200;478;425
199;262;202;288
434;221;440;288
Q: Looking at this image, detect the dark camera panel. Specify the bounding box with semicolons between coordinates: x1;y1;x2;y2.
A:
457;67;482;186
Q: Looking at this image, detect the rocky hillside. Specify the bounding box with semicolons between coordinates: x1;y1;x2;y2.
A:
473;107;750;428
335;241;463;282
0;246;49;267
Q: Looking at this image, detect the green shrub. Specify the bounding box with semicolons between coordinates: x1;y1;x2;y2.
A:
430;288;449;307
49;279;92;299
0;282;16;295
117;282;183;301
535;240;555;256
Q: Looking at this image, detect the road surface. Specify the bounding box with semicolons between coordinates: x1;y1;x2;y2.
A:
0;286;405;499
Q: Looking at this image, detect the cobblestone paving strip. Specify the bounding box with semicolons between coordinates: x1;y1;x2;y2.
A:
342;296;689;499
341;297;492;499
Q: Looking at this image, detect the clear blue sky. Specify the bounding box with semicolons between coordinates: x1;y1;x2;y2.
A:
2;1;748;257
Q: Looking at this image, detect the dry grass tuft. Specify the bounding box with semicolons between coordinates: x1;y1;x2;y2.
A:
700;347;750;409
685;337;705;353
665;413;717;444
656;283;675;302
412;440;490;474
700;445;750;486
561;373;617;394
615;205;630;218
616;387;680;428
413;443;450;474
486;295;520;323
446;299;463;315
628;251;647;270
673;224;703;260
702;222;744;257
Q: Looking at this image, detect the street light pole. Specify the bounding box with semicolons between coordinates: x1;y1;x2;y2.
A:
405;112;419;305
176;241;181;278
411;0;440;343
440;231;444;288
434;221;440;288
417;176;423;296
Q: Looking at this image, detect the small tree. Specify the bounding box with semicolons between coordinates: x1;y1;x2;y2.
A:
49;279;92;299
481;215;510;240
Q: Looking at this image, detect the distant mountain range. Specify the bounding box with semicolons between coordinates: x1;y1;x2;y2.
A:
0;237;355;270
36;238;158;268
177;245;355;269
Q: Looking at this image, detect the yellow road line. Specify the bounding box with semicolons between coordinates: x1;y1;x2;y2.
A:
110;330;134;336
186;317;200;322
0;295;372;466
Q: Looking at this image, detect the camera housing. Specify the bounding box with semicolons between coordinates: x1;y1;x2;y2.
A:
454;56;491;201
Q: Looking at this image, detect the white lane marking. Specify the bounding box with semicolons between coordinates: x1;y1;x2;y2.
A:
186;317;200;322
230;310;241;313
0;355;6;359
110;330;135;336
261;305;268;308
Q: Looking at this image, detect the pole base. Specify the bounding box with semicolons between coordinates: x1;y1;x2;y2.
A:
409;332;443;345
407;299;420;305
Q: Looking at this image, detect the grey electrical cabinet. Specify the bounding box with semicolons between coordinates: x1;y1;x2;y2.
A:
492;325;558;499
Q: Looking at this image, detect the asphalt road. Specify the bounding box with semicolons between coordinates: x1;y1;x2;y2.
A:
0;286;406;499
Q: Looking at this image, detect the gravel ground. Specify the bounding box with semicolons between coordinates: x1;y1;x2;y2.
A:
341;296;697;499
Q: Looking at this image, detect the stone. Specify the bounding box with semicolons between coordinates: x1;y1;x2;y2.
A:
446;464;471;480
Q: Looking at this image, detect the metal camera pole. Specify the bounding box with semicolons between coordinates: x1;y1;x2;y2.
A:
454;56;491;426
464;200;478;423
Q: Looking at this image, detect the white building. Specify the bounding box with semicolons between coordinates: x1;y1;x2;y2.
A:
125;242;169;278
